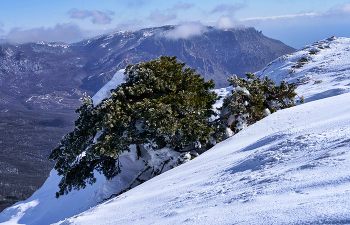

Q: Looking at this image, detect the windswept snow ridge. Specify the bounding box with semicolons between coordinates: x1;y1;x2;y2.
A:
256;36;350;102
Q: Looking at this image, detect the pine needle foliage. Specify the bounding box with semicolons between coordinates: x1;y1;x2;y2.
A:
48;56;219;197
221;73;304;135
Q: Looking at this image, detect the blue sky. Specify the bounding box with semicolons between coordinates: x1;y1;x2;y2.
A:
0;0;350;48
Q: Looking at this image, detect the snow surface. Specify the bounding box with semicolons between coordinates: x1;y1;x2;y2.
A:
1;37;350;225
91;69;125;105
55;91;350;225
256;36;350;102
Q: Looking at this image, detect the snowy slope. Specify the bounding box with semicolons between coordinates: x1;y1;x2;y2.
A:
91;69;125;105
1;37;350;224
53;91;350;225
256;36;350;102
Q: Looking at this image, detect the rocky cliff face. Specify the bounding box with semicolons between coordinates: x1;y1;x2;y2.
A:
0;26;294;211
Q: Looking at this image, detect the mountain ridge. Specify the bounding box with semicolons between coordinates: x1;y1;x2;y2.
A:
1;26;295;110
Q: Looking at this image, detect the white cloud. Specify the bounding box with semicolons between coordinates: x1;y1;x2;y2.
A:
68;9;114;25
211;3;245;16
148;10;177;23
239;2;350;24
91;11;114;25
328;3;350;15
241;13;318;21
6;23;83;43
68;8;91;19
215;16;236;29
172;2;194;11
164;22;207;40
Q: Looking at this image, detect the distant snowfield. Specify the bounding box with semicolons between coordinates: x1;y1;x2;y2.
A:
1;37;350;225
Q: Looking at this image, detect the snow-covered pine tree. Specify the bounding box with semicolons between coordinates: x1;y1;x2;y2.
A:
221;73;304;137
48;56;220;198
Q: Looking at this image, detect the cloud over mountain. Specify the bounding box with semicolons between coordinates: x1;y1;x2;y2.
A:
68;9;114;25
211;3;246;16
171;2;194;11
215;16;237;29
164;22;207;39
6;23;83;43
148;10;177;23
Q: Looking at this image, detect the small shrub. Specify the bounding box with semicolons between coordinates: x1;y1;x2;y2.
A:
220;73;303;136
309;50;319;55
292;56;310;69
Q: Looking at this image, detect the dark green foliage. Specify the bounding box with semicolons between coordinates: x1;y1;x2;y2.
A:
48;56;219;197
221;73;303;134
